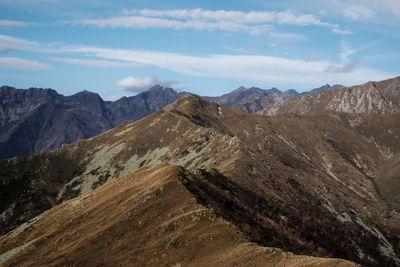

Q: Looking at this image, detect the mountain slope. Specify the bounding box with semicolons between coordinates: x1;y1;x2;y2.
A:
1;95;399;266
263;77;400;115
0;164;357;267
0;85;184;159
205;86;298;113
106;84;186;125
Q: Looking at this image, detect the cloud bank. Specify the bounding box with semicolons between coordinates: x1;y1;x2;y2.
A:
72;8;351;35
0;34;393;88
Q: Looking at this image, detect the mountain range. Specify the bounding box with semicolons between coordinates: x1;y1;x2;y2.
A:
0;85;184;159
264;77;400;115
0;83;336;160
204;86;299;112
1;77;400;266
1;77;400;265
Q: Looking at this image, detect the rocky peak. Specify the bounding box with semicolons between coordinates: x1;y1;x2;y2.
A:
148;84;164;92
233;86;247;93
263;76;400;115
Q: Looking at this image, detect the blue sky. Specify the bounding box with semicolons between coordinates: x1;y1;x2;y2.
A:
0;0;399;99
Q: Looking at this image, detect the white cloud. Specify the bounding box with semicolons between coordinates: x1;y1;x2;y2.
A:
125;9;320;25
358;0;400;16
72;8;349;35
342;6;375;21
0;57;49;70
0;34;393;88
0;34;40;52
49;57;142;68
328;0;400;21
116;75;184;93
0;19;35;27
116;75;159;92
85;46;390;88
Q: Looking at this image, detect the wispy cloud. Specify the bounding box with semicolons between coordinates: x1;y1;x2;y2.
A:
329;0;400;21
352;0;400;16
79;46;390;87
0;56;49;70
0;34;40;52
71;8;350;35
325;41;382;74
49;57;142;68
342;6;376;21
0;19;36;27
0;34;392;87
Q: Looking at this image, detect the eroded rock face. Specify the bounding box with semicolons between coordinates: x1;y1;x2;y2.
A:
1;95;400;266
263;77;400;115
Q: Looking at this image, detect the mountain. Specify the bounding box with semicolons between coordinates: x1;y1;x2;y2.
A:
205;86;299;113
263;77;400;115
0;85;184;159
304;84;345;95
106;84;185;125
1;94;399;266
0;164;356;266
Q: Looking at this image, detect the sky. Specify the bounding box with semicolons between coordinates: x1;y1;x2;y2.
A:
0;0;399;99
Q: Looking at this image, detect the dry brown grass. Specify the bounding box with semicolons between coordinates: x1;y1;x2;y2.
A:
0;164;357;267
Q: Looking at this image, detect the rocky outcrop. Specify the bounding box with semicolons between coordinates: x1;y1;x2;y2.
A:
263;77;400;115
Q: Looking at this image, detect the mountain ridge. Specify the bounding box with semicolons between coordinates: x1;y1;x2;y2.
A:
2;76;400;161
263;76;400;115
1;93;400;265
0;85;185;159
0;164;357;266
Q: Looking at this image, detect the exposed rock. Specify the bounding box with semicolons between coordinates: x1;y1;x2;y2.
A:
263;77;400;115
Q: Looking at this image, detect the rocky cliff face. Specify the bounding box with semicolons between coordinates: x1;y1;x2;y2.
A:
263;77;400;115
1;95;399;266
205;86;298;113
0;85;184;159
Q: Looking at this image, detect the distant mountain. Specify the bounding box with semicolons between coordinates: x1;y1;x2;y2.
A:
0;85;185;159
106;84;185;125
205;86;299;113
263;77;400;115
2;77;399;160
2;94;399;266
304;84;345;95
